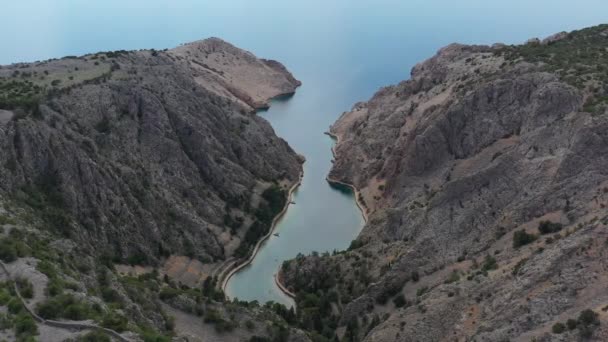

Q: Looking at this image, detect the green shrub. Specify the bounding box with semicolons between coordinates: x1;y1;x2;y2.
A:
566;318;578;330
538;221;563;235
578;309;599;326
14;313;37;337
0;239;17;262
482;255;498;272
552;322;566;334
513;230;536;248
0;214;15;226
36;294;99;321
141;332;171;342
512;258;528;276
77;331;111;342
215;319;236;333
95;117;111;133
101;313;128;332
203;308;236;333
416;286;428;297
8;297;23;314
203;309;223;324
101;287;122;304
0;313;12;330
0;287;12;306
159;287;181;301
393;294;407;308
444;270;460;284
17;278;34;299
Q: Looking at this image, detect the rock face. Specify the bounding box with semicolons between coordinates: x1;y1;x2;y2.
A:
282;25;608;341
0;38;302;264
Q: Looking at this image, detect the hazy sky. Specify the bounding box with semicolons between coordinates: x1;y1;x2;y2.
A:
1;0;606;65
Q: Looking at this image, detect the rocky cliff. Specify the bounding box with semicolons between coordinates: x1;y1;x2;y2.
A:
0;38;309;341
281;24;608;341
0;38;302;265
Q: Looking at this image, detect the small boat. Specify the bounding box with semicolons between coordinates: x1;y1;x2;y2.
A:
273;233;280;237
290;201;296;204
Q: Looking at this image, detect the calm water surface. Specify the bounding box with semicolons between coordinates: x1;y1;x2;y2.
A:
2;0;606;306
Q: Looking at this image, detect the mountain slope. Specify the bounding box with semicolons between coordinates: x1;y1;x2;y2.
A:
281;24;608;342
0;38;308;341
0;38;302;265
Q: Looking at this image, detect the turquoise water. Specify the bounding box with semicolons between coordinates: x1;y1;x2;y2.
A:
2;0;606;306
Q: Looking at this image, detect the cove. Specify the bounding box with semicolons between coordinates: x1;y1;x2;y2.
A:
2;0;607;309
224;89;366;307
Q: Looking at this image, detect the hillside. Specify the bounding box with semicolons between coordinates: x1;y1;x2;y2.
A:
280;24;608;342
0;39;307;341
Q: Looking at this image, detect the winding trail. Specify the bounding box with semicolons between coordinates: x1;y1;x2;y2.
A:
0;261;132;342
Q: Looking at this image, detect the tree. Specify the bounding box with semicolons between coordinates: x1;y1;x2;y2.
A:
552;322;565;334
513;230;536;248
538;221;563;234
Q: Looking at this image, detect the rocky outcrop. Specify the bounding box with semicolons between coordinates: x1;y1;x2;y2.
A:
0;38;302;264
283;25;608;341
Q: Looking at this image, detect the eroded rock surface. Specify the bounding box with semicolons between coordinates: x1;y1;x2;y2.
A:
282;25;608;341
0;38;302;264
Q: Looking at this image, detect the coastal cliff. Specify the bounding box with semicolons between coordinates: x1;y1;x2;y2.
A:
281;24;608;341
0;39;307;341
0;38;302;264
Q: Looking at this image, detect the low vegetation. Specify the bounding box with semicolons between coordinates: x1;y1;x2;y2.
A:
512;230;537;248
550;309;601;338
235;184;287;258
495;24;608;114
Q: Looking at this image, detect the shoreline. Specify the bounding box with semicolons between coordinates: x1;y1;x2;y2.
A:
274;271;296;299
272;130;370;303
325;130;369;223
220;169;304;296
217;87;302;295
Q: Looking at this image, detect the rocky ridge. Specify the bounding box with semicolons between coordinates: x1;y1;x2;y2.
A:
281;24;608;342
0;39;308;341
0;37;302;264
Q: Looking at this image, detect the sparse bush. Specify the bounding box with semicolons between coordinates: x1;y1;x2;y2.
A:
77;330;111;342
16;278;33;299
538;221;563;235
14;313;38;337
444;270;460;284
513;230;536;248
0;239;17;262
512;258;528;276
416;286;428;297
578;309;599;326
101;287;122;304
36;293;99;321
101;312;128;332
567;318;578;330
482;255;498;272
393;294;407;308
552;322;565;334
159;287;181;301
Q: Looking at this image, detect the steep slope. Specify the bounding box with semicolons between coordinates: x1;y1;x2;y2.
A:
0;39;309;341
281;25;608;341
0;38;302;265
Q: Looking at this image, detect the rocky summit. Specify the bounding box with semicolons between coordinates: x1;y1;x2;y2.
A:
0;39;307;341
280;25;608;341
